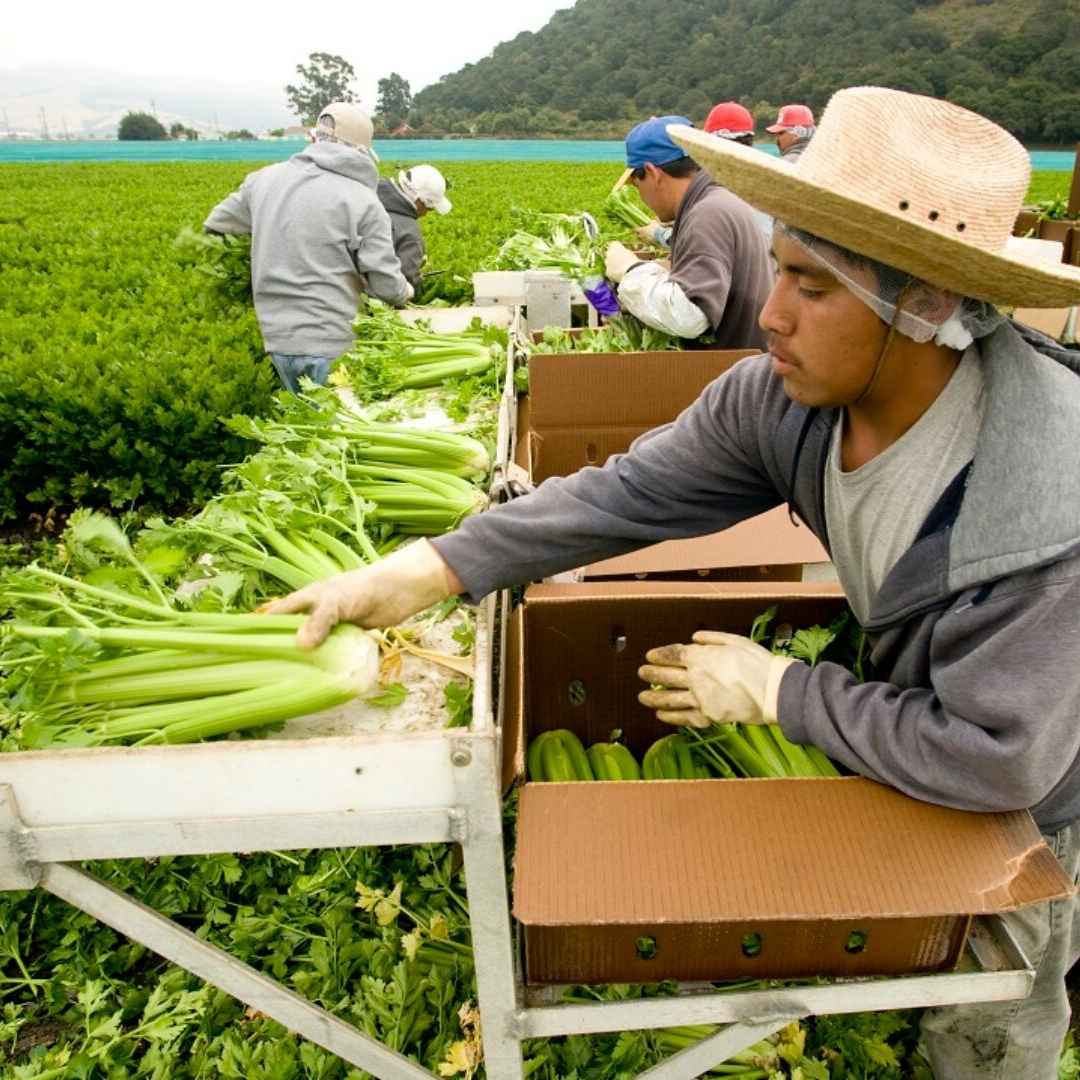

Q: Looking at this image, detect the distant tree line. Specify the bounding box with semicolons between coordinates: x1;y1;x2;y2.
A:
404;0;1080;143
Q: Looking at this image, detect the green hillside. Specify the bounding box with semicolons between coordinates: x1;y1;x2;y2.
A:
410;0;1080;142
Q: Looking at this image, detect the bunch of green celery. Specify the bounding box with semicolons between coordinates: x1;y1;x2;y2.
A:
603;187;654;232
173;224;253;306
483;207;603;279
336;301;506;402
531;315;681;354
0;512;381;749
686;606;862;780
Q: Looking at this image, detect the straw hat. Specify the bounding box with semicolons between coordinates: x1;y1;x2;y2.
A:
668;86;1080;309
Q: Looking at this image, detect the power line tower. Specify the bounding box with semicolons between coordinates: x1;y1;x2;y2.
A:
150;99;157;117
62;116;71;141
39;108;50;141
1;109;11;139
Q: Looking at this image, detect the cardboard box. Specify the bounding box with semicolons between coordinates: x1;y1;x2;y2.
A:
506;582;1074;984
520;350;831;579
1013;207;1040;238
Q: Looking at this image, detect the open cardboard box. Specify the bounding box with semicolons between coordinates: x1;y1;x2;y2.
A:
519;349;831;580
504;582;1074;984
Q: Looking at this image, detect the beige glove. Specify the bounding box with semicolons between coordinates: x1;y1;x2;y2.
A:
638;631;796;728
262;540;457;649
402;281;415;304
634;221;671;247
604;241;638;283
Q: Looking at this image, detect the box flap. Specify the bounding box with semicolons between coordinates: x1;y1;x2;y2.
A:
527;350;756;447
1014;307;1072;341
514;778;1074;925
584;507;829;576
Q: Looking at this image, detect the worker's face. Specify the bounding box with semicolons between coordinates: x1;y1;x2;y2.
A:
759;228;888;408
415;200;430;218
631;164;677;223
776;130;798;152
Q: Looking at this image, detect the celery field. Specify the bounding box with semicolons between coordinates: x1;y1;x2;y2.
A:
0;159;1072;1079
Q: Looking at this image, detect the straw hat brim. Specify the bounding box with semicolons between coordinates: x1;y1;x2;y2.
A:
669;125;1080;309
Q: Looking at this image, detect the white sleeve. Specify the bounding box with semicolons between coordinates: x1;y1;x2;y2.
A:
616;261;709;339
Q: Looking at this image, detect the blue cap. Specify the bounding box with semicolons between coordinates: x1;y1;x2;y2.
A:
625;115;694;169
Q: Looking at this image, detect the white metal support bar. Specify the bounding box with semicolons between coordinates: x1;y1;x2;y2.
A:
41;863;437;1080
451;732;526;1080
636;1017;800;1080
25;808;454;863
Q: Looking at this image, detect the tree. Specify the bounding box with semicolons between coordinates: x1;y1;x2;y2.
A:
225;129;257;140
377;73;413;130
118;112;167;141
285;52;358;124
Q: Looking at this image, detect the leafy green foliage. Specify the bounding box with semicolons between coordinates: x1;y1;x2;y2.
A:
0;164;277;524
117;113;167;141
411;0;1080;143
285;52;359;125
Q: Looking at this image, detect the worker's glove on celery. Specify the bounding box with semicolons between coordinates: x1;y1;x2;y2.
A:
635;221;671;248
262;540;456;649
638;631;796;728
402;281;416;304
604;241;638;284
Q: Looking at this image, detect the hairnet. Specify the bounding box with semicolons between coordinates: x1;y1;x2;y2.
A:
781;225;1004;349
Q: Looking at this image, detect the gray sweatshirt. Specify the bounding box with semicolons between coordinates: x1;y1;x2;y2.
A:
667;170;773;349
377;179;425;290
204;142;409;357
435;322;1080;831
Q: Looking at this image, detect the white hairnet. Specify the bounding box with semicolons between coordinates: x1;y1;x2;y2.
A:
781;225;1004;349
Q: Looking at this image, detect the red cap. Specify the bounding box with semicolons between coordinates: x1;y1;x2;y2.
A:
704;101;755;137
766;104;815;133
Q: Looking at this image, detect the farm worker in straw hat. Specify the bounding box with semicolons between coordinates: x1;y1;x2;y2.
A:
266;86;1080;1077
766;103;816;163
639;101;771;248
602;114;772;346
204;102;412;393
376;164;452;292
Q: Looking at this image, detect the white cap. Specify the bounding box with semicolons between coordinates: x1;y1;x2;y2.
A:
397;165;452;215
314;102;378;160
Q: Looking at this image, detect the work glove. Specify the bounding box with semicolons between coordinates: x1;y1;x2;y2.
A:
637;631;796;728
634;221;670;247
402;281;415;304
262;539;457;649
604;241;639;284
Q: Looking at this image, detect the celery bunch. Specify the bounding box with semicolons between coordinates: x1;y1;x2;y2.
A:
337;302;506;403
0;516;380;748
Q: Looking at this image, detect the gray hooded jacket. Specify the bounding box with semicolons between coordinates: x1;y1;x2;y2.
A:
377;179;425;290
204;142;409;356
435;322;1080;831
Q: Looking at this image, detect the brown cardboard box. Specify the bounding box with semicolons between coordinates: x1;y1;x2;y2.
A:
519;350;830;579
506;582;1074;984
1013;207;1039;237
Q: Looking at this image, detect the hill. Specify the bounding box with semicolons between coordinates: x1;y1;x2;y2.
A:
411;0;1080;142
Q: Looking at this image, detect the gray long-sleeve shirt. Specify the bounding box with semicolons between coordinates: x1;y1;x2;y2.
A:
435;323;1080;831
377;179;425;291
204;142;409;357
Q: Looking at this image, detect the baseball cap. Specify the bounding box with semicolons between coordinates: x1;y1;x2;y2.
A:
398;165;452;215
315;103;379;160
704;102;755;138
766;104;816;133
625;115;694;169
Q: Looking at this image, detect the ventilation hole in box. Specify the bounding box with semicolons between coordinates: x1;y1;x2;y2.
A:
567;680;587;707
845;930;869;954
741;932;763;958
899;200;909;211
612;631;628;653
635;936;658;960
585;442;599;464
928;210;940;222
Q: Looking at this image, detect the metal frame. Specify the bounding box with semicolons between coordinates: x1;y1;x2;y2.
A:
0;309;1042;1079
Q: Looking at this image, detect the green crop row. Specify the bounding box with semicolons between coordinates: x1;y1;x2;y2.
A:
0;161;1065;529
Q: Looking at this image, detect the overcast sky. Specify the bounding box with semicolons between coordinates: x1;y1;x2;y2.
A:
0;0;571;114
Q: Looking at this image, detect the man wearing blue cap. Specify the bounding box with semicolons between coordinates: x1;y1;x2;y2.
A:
604;115;772;348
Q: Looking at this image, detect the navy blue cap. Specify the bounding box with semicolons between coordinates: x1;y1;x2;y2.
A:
625;115;694;169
